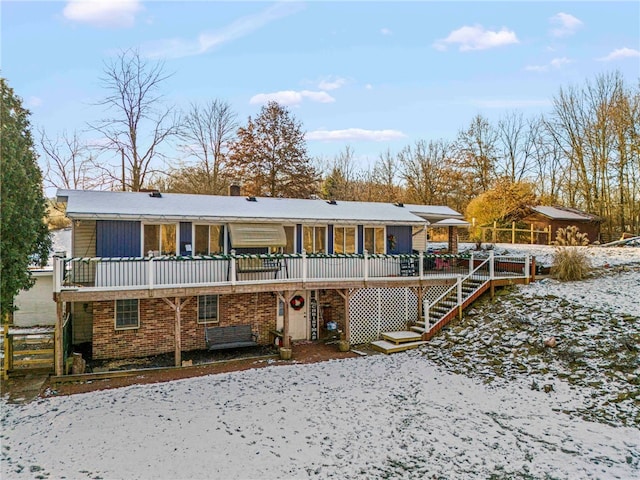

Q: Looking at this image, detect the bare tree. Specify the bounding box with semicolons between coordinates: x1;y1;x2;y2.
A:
39;129;105;191
454;114;499;193
496;111;538;183
371;149;402;202
320;146;362;200
90;48;180;191
400;139;454;205
178;100;238;195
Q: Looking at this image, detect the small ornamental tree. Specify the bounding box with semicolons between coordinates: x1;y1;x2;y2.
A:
1;77;52;318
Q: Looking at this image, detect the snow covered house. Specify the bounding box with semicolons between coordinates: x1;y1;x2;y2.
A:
50;189;531;375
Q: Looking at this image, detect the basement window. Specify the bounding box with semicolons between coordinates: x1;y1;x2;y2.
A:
198;295;219;324
115;299;139;330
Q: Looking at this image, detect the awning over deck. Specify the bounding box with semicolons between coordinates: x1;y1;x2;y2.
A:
430;218;471;228
228;223;287;248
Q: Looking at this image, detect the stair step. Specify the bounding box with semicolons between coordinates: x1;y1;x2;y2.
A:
410;326;427;334
380;331;423;344
370;340;427;354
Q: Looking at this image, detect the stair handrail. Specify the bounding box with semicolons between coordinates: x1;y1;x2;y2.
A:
423;256;491;330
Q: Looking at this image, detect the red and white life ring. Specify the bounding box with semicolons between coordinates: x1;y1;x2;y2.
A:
290;295;305;310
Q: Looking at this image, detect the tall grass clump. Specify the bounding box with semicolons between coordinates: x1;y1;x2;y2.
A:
551;226;591;281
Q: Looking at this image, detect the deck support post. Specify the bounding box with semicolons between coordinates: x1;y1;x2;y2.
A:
457;275;463;320
336;289;352;344
162;296;193;367
277;291;295;349
55;300;64;376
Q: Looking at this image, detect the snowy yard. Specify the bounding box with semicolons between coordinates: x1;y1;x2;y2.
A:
2;244;639;479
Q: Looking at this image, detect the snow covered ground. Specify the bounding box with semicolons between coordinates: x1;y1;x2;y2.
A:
2;243;639;480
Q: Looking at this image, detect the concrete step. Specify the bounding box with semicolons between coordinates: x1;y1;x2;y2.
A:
380;331;422;344
370;340;427;354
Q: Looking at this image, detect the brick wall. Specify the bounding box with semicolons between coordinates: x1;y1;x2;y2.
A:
92;292;278;360
318;290;346;332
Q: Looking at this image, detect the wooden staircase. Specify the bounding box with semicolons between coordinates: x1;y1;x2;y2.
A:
411;276;490;340
370;331;427;354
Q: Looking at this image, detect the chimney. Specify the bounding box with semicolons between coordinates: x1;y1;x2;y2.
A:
229;185;241;197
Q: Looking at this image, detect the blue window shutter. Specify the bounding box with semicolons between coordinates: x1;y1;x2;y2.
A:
386;225;412;254
296;224;302;253
327;225;334;254
96;220;141;257
357;225;364;254
180;222;192;255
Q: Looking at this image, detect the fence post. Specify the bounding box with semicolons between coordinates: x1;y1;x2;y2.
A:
530;224;534;244
524;254;530;285
3;321;10;379
469;252;474;275
511;222;516;244
548;225;552;245
363;249;369;281
492;221;497;243
302;250;307;282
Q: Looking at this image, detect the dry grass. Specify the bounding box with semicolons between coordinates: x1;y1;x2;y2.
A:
551;247;591;281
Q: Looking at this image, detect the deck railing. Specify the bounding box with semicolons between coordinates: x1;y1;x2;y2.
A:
54;251;532;292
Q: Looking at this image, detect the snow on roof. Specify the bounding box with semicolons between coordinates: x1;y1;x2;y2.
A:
530;205;600;221
405;203;464;222
57;190;462;226
430;218;471;227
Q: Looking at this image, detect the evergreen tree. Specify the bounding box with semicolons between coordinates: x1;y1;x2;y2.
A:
228;101;318;198
1;77;51;318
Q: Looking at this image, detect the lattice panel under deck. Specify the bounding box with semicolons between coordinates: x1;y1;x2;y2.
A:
349;288;418;345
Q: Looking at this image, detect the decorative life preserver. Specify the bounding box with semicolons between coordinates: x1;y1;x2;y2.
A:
290;295;305;310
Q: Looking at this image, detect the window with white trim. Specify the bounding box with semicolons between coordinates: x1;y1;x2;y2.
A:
115;299;139;329
198;295;219;324
364;227;386;254
333;226;356;254
143;223;177;256
194;224;224;255
303;226;326;253
272;225;295;254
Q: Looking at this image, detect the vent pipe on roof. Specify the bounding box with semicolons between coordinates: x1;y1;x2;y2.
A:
229;185;241;196
327;199;337;205
394;202;404;207
246;196;257;202
149;191;162;198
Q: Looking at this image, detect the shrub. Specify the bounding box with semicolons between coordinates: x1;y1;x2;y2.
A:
551;246;591;281
553;225;589;246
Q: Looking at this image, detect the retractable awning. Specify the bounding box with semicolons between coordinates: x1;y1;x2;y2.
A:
429;218;471;228
228;223;287;248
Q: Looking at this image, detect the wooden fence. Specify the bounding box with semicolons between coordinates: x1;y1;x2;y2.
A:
2;324;56;378
480;222;552;245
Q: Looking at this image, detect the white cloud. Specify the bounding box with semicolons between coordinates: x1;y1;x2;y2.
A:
471;99;553;109
306;128;407;142
365;84;373;90
26;96;43;108
249;90;335;106
597;47;640;62
63;0;142;28
434;25;519;51
549;12;583;38
380;27;392;36
317;77;347;91
143;2;303;59
525;57;572;72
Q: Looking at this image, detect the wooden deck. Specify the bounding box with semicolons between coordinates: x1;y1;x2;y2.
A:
371;339;427;354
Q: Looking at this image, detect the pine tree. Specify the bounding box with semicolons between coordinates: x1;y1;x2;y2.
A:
1;77;51;318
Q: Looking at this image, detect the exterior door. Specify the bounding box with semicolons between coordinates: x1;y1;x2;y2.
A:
288;290;308;340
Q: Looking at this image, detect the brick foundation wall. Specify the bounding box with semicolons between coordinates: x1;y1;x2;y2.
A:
92;292;278;360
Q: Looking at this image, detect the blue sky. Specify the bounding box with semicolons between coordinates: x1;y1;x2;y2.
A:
2;1;639;174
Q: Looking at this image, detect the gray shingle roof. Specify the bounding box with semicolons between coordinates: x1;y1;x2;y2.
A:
57;190;463;226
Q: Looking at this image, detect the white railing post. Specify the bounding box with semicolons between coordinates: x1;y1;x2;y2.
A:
418;250;424;278
53;257;62;293
524;254;530;284
457;275;463;319
230;250;237;286
148;257;155;289
469;252;474;276
302;250;307;282
363;249;369;281
424;303;429;330
489;250;495;280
